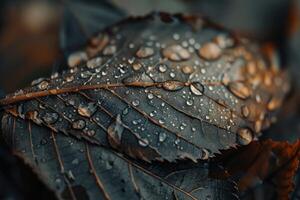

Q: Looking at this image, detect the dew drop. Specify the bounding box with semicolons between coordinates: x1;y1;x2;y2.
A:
190;82;204;96
174;138;180;145
103;45;117;55
158;64;168;73
162;44;191;61
158;132;167;142
228;82;252;99
136;47;154;58
181;65;194;74
38;81;49;90
241;105;250;118
162;81;184;91
186;99;193;106
68;51;88;67
132;63;142;71
87;57;102;69
198;42;221;60
147;93;154;99
132;99;140;107
138;138;149;147
72;120;86;130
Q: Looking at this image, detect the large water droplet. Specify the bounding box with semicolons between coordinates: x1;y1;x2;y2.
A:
198;42;221;60
162;81;184;91
38;81;49;90
228;82;252;99
136;47;154;58
162;44;191;61
241;105;250;118
190;82;204;96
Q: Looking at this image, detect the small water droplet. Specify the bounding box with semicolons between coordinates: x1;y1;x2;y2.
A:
158;132;167;142
186;99;193;106
174;138;180;145
71;158;79;165
181;65;194;74
147;93;154;99
158;64;168;73
38;81;49;90
132;63;142;71
87;57;102;69
138;138;149;147
132;99;140;107
72;120;86;130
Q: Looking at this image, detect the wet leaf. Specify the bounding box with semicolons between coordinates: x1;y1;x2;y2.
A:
0;13;289;162
1;115;239;200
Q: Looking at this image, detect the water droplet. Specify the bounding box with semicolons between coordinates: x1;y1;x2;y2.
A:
190;82;204;96
241;105;250;118
198;42;221;60
38;81;49;90
147;93;154;99
162;44;191;61
201;149;209;160
181;65;194;74
41;112;58;124
158;119;165;124
169;72;176;78
103;45;117;55
138;138;149;147
158;64;168;73
186;99;193;106
228;82;252;99
78;102;97;117
72;120;86;130
68;51;88;67
267;97;282;111
254;120;262;133
65;75;74;82
132;63;142;71
174;138;180;145
237;128;253;145
136;47;154;58
132;99;140;107
87;57;102;69
158;132;167;142
162;81;184;91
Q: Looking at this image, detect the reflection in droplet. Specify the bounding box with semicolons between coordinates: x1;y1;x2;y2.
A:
190;82;204;96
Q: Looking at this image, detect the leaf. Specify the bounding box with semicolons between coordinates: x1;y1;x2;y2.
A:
0;143;58;199
212;139;300;199
0;13;289;162
1;114;239;199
